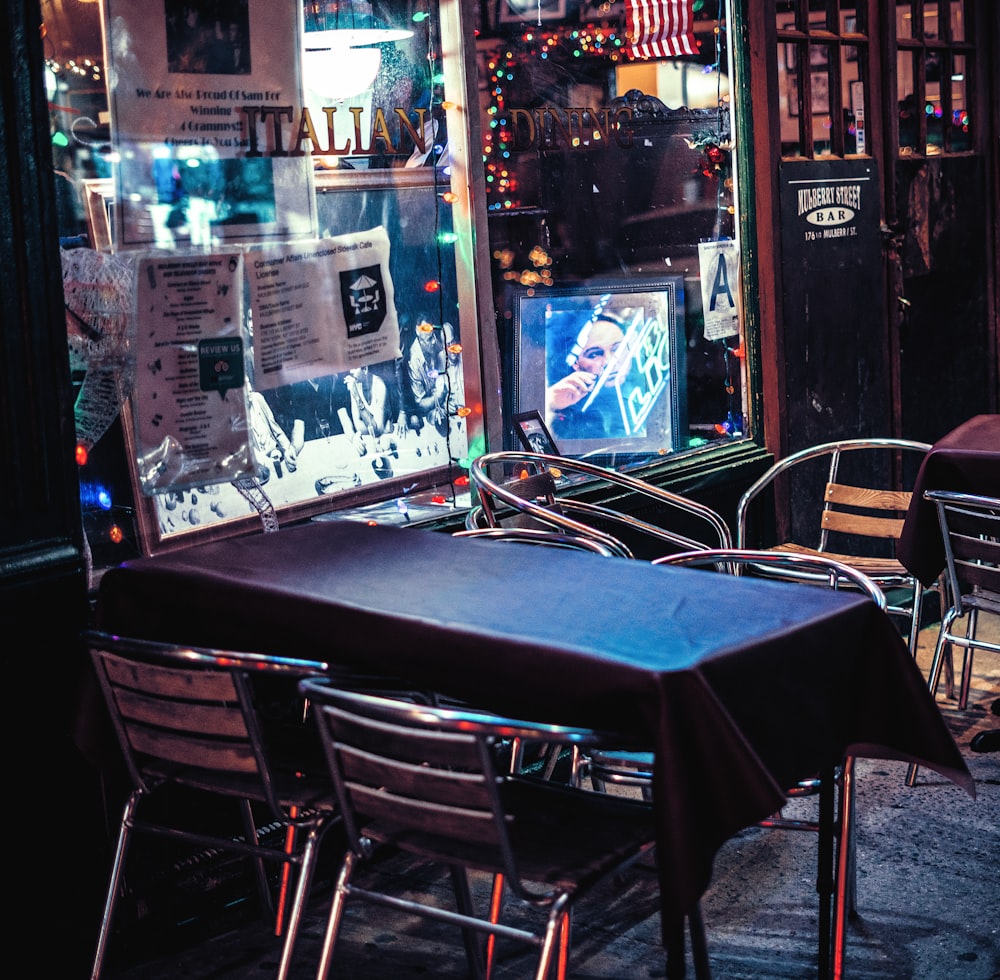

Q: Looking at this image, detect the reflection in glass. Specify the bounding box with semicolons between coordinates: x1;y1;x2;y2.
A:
950;53;969;150
897;49;920;151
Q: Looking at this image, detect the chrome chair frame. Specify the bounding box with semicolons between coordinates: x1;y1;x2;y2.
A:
470;450;732;560
736;437;933;652
588;548;888;980
298;679;706;980
85;630;338;980
906;490;1000;785
453;525;623;557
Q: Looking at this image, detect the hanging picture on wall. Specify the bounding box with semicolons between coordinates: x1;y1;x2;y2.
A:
499;0;568;25
513;410;560;455
508;277;687;461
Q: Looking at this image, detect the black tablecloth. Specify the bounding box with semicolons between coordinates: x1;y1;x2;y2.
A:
95;519;972;926
898;415;1000;587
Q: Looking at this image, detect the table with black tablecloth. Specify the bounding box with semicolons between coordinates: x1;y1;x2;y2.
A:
898;414;1000;588
94;519;972;959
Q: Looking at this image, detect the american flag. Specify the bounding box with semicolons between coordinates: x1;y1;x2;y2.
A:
625;0;700;59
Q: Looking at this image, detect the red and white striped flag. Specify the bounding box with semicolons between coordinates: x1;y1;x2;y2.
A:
625;0;700;59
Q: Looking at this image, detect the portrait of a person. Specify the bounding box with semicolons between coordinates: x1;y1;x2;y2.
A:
546;311;633;443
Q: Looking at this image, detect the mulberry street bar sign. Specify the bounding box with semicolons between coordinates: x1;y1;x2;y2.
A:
778;158;883;446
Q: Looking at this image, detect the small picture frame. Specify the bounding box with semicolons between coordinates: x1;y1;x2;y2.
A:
499;0;568;25
513;410;561;456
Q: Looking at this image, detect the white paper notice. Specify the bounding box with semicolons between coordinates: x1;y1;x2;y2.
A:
132;252;252;494
249;226;401;389
104;0;316;247
698;240;741;341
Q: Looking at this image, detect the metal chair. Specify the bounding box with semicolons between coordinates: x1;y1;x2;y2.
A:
906;491;1000;785
736;438;933;652
453;525;623;557
85;630;339;980
470;449;732;560
298;679;707;980
587;548;889;980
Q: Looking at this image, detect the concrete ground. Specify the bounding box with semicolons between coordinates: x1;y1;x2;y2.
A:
103;619;999;980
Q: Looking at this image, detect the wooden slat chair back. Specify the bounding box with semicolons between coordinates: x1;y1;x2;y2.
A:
86;630;337;980
298;679;685;980
737;438;933;651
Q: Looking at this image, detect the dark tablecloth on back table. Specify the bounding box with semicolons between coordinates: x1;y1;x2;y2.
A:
898;414;1000;587
95;519;972;929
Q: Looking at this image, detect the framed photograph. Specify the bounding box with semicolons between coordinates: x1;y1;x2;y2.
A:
513;410;560;455
810;71;830;114
780;21;797;72
508;277;687;462
787;75;799;118
499;0;568;25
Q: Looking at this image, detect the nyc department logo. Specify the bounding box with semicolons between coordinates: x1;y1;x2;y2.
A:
340;265;386;338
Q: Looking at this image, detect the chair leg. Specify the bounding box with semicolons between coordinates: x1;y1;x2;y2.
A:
276;822;326;980
316;849;358;980
534;893;570;980
689;902;713;980
832;757;856;980
816;766;835;980
555;908;572;980
958;609;979;710
906;581;924;654
450;864;487;980
485;873;505;980
664;913;688;979
908;612;960;786
91;790;141;980
239;798;274;919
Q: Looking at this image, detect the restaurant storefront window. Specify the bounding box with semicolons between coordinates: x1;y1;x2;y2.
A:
476;0;749;460
46;0;751;570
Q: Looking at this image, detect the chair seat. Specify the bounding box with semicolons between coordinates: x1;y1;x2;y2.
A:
144;760;337;812
768;542;911;580
363;775;657;889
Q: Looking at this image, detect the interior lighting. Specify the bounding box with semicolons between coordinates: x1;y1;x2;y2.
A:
80;481;113;510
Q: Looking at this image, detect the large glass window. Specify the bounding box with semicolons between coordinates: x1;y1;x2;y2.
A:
47;0;751;568
775;1;870;159
895;0;975;155
49;0;487;562
478;0;749;459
